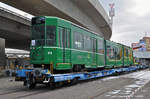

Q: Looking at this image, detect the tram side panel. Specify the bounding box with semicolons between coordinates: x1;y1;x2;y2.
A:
105;40;124;69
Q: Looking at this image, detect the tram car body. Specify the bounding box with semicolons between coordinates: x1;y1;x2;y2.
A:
105;41;133;68
105;40;124;68
30;16;133;72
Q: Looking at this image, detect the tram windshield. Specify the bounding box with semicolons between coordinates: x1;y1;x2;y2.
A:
31;17;56;46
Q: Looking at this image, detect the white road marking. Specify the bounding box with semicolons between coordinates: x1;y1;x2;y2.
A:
105;70;150;98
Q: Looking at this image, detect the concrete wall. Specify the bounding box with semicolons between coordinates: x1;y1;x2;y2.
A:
0;38;5;69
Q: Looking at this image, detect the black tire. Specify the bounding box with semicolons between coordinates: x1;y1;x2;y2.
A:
27;77;36;89
27;82;36;89
45;84;50;87
72;78;79;85
49;82;55;90
24;80;27;86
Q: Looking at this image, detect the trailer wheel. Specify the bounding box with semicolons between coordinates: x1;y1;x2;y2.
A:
27;78;36;89
45;83;50;87
24;80;27;86
72;77;79;85
27;82;36;89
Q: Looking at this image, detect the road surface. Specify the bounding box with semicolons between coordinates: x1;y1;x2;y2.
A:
0;70;150;99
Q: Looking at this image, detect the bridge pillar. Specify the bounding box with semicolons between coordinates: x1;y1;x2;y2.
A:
0;38;5;70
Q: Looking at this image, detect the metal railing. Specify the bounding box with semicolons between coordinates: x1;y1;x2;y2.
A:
0;6;32;21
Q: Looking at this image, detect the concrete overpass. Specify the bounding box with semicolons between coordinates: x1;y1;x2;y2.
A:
0;7;31;50
0;0;112;39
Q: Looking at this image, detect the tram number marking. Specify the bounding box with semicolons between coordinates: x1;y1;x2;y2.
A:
48;52;52;55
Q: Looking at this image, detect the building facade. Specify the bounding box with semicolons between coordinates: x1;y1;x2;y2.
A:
132;37;150;65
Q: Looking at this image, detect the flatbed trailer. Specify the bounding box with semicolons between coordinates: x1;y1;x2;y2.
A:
15;65;149;89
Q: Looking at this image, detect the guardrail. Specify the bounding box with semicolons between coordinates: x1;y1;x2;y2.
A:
0;6;31;21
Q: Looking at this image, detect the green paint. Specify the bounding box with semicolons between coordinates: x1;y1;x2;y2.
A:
30;16;133;71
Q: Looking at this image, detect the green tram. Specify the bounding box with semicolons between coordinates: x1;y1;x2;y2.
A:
30;16;133;73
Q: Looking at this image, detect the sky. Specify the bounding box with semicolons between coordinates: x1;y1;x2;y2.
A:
1;1;150;47
99;0;150;46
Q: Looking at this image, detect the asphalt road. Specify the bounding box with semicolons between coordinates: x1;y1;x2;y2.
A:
0;70;150;99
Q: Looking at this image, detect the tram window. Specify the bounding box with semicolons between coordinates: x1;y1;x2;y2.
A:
98;39;104;54
32;25;45;40
116;47;121;60
46;26;56;46
63;29;67;48
107;44;116;60
84;36;92;51
58;27;70;48
32;25;45;46
32;17;45;25
93;38;96;52
129;50;132;59
61;29;64;48
67;29;70;48
81;34;84;50
126;49;129;57
73;32;83;50
58;28;62;47
125;49;128;57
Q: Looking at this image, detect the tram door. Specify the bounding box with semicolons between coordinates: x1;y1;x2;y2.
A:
58;27;71;63
92;38;97;66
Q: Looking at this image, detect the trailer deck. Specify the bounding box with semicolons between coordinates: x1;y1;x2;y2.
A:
15;65;149;89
